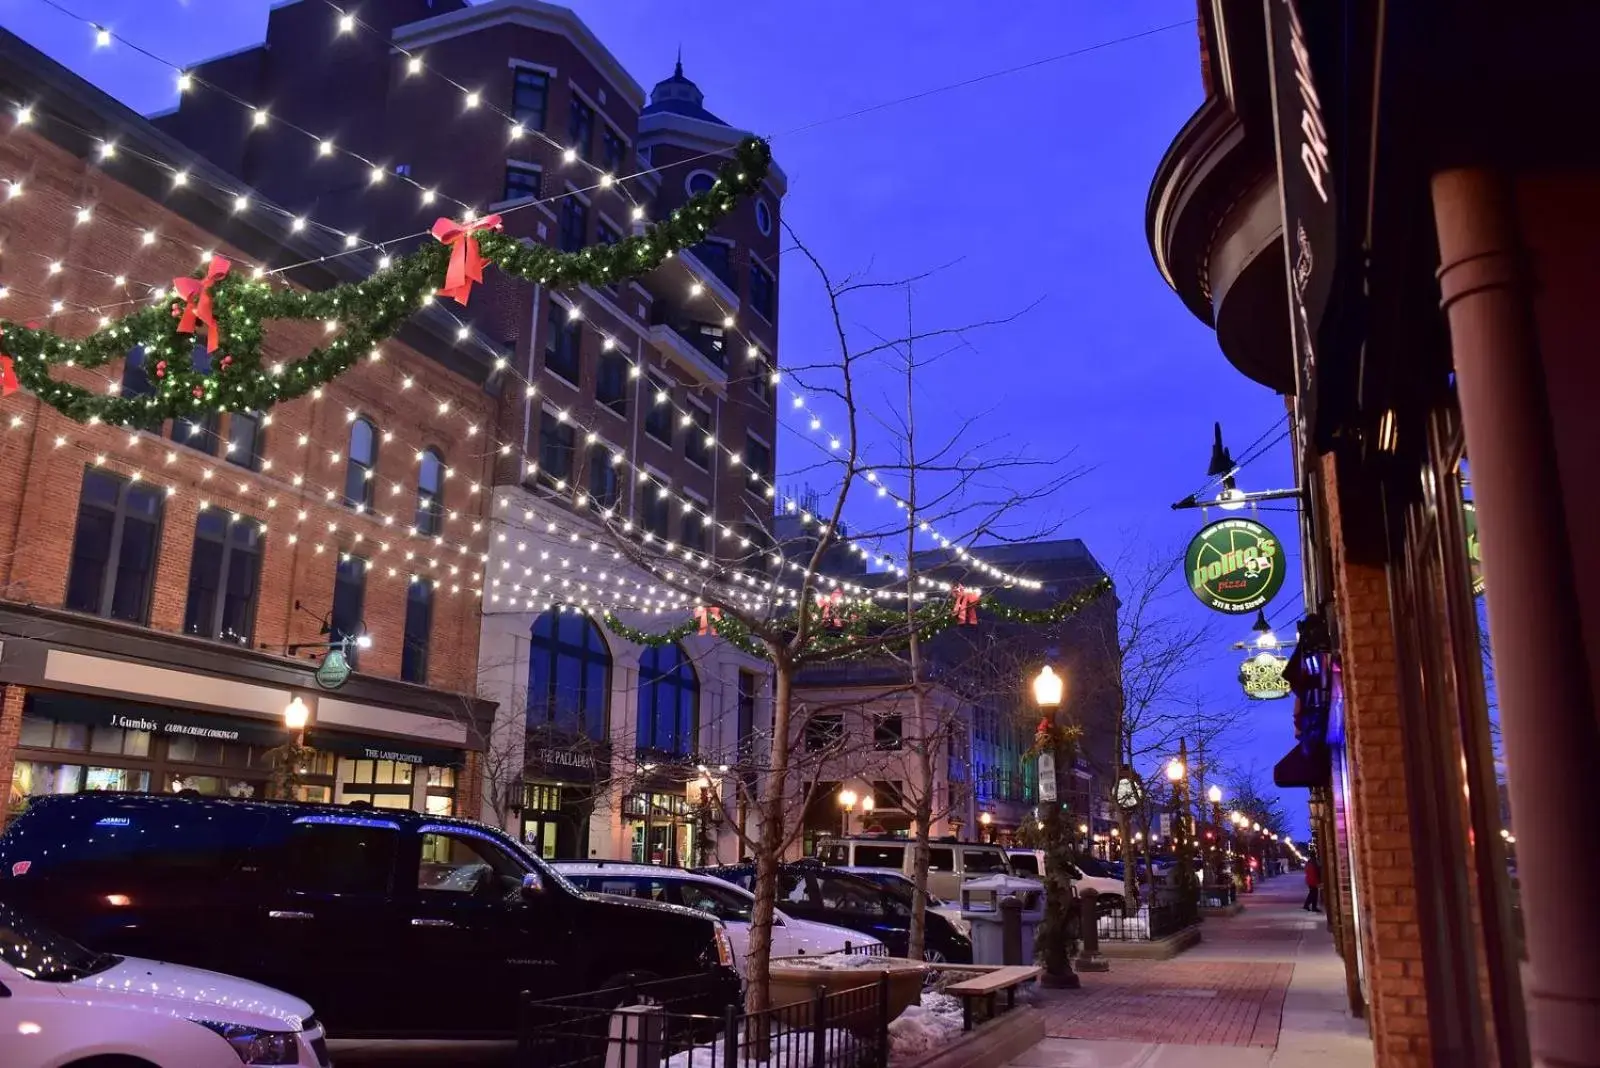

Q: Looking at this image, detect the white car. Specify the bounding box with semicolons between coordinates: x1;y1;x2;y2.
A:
1007;850;1128;910
555;862;884;975
0;901;327;1067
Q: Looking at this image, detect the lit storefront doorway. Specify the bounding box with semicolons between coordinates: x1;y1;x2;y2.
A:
625;791;695;867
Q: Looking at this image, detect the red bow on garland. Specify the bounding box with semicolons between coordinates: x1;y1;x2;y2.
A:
816;589;846;628
0;327;18;397
172;256;231;353
695;605;722;636
952;585;980;625
431;214;503;306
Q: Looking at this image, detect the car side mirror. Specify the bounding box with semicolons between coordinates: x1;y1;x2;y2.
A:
521;871;544;899
772;911;786;927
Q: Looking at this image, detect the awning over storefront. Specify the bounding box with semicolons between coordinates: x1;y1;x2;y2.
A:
1274;738;1332;788
27;690;287;747
309;730;463;768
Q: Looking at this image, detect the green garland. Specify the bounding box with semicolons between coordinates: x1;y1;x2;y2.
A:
0;138;773;426
601;576;1113;662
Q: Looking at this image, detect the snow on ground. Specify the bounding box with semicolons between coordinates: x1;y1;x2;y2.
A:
887;991;965;1063
776;952;898;970
663;1028;854;1068
1099;905;1151;939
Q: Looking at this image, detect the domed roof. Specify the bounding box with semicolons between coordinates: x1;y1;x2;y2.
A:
642;50;728;126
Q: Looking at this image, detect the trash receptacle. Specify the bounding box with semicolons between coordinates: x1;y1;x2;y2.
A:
960;875;1046;965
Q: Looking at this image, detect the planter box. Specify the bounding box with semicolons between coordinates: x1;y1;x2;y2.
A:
768;956;928;1032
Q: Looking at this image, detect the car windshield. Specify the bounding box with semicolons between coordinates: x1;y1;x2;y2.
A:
1076;856;1115;878
0;901;118;983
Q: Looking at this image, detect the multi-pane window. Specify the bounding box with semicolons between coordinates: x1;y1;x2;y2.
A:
568;97;594;160
183;510;262;645
527;610;611;740
226;411;263;470
743;435;773;495
588;450;619;509
596;351;629;416
344;417;377;509
749;368;773;407
558;197;588;252
681;507;709;554
65;467;163;624
539;413;576;484
636;644;698;757
641;484;671;540
690;240;736;291
121;345;154;400
685;402;713;469
511;68;550;129
502;164;542;203
601;126;626;175
544;305;581;382
644;378;673;445
401;579;433;684
170;345;219;451
749;260;776;321
416;448;444;534
873;714;904;751
805;714;844;752
736;671;759;759
330;555;367;668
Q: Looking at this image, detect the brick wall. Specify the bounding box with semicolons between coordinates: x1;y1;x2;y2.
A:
1321;451;1432;1065
0;123;495;720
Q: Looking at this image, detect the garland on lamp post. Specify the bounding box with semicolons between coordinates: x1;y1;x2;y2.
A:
0;138;773;426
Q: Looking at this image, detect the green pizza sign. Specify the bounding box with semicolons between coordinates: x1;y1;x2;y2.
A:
1185;518;1286;614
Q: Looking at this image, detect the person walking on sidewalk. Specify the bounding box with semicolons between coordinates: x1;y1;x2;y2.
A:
1303;854;1322;912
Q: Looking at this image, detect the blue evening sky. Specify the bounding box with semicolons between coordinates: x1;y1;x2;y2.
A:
0;0;1303;833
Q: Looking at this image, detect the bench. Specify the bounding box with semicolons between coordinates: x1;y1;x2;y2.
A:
944;965;1042;1031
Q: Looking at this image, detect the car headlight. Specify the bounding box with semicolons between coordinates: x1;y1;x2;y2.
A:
192;1020;300;1065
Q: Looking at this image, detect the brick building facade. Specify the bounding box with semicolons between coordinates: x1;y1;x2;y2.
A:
1147;2;1600;1065
151;0;788;862
0;30;497;824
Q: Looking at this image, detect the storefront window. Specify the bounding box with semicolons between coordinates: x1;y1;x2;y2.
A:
425;765;456;816
339;757;415;809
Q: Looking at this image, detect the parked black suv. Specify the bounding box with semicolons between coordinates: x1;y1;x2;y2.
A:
697;861;973;963
0;793;739;1037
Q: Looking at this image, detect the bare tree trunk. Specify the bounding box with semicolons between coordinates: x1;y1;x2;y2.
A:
744;657;792;1016
902;285;932;963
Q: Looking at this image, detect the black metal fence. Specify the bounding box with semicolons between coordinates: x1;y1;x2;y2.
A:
789;940;890;959
518;972;890;1068
1095;896;1202;942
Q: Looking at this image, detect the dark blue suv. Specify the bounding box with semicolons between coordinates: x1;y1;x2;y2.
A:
0;793;740;1037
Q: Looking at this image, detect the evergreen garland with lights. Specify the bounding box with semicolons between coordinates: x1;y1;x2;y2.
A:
601;576;1113;660
0;138;773;426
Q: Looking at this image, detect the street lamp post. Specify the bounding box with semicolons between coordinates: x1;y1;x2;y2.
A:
1031;665;1079;989
838;788;857;837
272;696;313;800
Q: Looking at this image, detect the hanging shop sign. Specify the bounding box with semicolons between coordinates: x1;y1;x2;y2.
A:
1185;518;1287;614
1239;652;1292;700
314;648;352;690
1464;501;1485;596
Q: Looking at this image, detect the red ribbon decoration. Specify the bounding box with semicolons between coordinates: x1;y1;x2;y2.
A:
695;605;722;636
431;214;503;306
816;589;846;629
0;327;17;397
952;585;980;625
172;255;231;352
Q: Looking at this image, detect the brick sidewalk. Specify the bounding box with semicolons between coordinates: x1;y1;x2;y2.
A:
1034;959;1293;1047
1012;876;1373;1067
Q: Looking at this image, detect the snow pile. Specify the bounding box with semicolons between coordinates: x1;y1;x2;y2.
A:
778;952;893;970
1099;905;1151;940
664;1027;854;1068
887;992;965;1062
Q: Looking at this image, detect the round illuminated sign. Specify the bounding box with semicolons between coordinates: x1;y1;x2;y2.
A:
1239;652;1291;700
315;649;352;690
1185;518;1286;614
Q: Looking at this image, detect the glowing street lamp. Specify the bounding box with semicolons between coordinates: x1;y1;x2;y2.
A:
838;788;857;836
1207;785;1223;805
1032;665;1064;708
1166;758;1186;782
283;696;310;734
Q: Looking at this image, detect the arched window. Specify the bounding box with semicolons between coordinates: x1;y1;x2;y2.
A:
528;610;610;741
637;644;698;757
344;417;377;509
416;448;444;534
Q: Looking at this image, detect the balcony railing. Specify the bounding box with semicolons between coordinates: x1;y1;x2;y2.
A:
649;307;728;370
